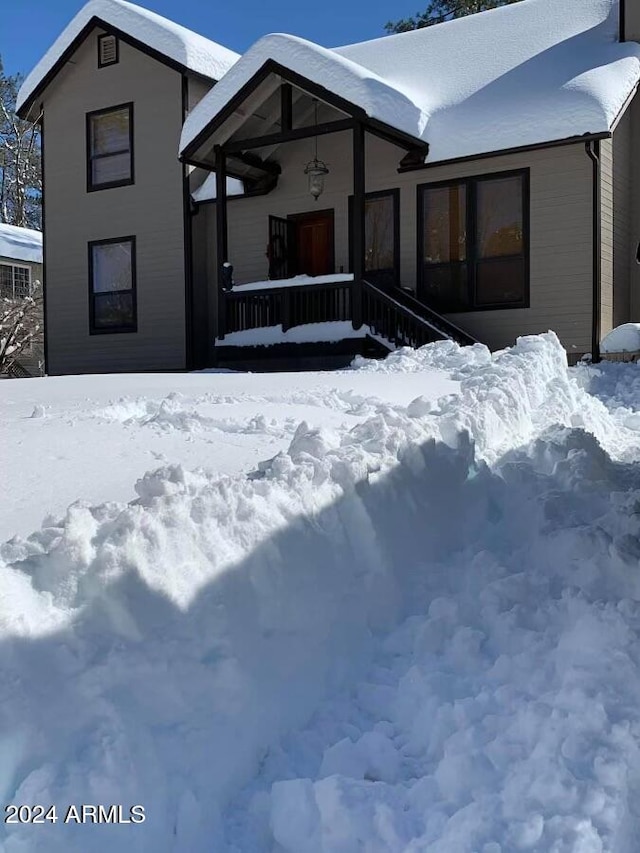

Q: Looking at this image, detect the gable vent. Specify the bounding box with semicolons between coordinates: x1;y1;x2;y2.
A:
98;34;118;67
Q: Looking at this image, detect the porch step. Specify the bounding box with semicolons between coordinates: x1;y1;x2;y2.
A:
213;336;389;372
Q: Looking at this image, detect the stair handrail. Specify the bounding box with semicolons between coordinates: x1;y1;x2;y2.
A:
362;280;479;347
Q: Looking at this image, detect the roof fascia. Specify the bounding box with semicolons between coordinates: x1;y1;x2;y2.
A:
398;131;612;173
609;82;640;134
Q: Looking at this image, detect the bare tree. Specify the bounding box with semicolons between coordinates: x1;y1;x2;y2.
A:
385;0;521;33
0;283;43;376
0;56;42;229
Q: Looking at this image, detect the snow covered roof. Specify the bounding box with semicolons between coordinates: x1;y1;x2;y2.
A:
181;0;640;164
180;33;425;155
17;0;239;116
0;224;43;265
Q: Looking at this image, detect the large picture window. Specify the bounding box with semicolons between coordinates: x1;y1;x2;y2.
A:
89;237;136;333
418;170;528;312
87;103;133;191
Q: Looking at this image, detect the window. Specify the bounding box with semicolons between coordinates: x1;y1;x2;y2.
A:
349;189;400;290
89;237;136;333
419;170;528;312
87;103;133;191
0;264;31;299
98;34;119;67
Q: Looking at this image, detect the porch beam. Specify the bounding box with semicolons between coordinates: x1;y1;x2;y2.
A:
228;150;282;176
223;118;354;153
281;83;293;131
351;120;365;330
215;145;228;340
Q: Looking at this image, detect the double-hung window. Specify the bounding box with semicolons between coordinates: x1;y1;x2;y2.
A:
0;264;31;299
419;170;528;312
87;103;133;191
89;237;136;333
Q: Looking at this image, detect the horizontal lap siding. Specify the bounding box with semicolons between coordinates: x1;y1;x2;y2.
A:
227;131;354;283
224;136;594;354
44;33;186;374
400;144;593;354
612;106;632;328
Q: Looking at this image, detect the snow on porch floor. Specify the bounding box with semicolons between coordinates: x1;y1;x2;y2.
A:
217;320;370;348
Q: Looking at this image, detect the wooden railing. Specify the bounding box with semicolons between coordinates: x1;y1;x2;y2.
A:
224;279;352;335
220;277;478;349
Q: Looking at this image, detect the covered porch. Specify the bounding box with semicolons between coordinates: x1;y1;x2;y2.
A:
182;60;477;366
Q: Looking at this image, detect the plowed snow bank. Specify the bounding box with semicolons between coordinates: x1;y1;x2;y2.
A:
2;333;640;852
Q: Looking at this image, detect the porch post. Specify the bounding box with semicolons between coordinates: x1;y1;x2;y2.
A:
281;83;293;132
215;145;228;340
352;121;365;330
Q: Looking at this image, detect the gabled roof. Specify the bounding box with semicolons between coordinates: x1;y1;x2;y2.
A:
180;34;426;156
181;0;640;165
0;224;43;265
17;0;239;117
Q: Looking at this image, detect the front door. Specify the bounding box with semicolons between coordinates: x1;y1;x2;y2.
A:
291;210;334;277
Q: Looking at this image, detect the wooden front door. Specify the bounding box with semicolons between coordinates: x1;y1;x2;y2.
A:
291;210;334;277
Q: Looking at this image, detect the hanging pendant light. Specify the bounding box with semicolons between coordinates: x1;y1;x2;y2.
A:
304;100;329;201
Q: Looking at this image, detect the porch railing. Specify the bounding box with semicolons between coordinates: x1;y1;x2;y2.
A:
220;277;478;349
224;279;352;334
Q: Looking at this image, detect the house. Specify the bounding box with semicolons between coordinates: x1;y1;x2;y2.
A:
0;223;42;301
0;223;44;376
16;0;640;374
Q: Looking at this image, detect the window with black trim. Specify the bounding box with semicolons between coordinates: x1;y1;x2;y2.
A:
89;237;137;333
98;34;119;67
418;170;528;312
87;103;133;191
349;189;400;290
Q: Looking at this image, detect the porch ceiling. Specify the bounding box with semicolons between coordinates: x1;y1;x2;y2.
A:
186;71;349;178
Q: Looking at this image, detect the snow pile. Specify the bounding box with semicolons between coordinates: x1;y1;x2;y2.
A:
0;223;42;264
0;369;458;541
17;0;239;115
181;0;640;165
2;333;640;851
601;322;640;353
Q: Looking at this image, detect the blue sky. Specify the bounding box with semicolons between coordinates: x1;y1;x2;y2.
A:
3;0;411;78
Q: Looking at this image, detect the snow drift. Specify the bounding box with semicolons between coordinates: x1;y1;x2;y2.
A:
2;333;640;851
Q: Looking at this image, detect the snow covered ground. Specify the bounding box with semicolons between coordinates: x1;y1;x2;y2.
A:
0;368;458;543
3;333;640;852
